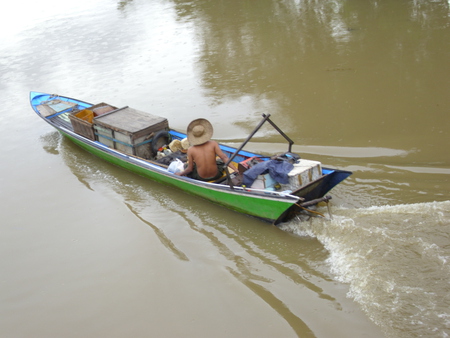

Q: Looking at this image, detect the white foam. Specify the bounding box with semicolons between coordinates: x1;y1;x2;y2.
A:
281;201;450;336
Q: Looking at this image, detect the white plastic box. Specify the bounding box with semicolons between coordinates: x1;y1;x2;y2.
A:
250;173;277;190
281;159;322;191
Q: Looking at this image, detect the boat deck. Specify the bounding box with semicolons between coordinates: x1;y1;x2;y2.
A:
30;92;352;214
49;113;73;130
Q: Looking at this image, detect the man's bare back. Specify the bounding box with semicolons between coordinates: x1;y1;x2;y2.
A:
176;140;237;180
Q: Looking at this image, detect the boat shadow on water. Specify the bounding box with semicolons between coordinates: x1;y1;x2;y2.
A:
40;129;382;337
39;130;450;337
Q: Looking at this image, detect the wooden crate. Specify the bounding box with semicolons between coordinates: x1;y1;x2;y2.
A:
69;103;118;141
89;102;117;116
69;109;96;140
94;107;169;159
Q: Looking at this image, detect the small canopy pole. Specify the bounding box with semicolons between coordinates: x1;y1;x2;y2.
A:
224;113;294;189
225;114;271;168
264;114;294;153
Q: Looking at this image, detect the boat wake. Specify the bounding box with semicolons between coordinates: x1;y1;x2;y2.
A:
45;133;449;336
280;201;450;337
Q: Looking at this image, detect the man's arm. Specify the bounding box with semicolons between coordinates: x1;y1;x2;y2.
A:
214;142;238;172
176;149;194;176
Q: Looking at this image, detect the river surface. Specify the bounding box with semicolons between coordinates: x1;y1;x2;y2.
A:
1;0;449;337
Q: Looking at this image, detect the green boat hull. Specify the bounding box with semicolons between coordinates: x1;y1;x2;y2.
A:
63;132;297;222
30;91;352;224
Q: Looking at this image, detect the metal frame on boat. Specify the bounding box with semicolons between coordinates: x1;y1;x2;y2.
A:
30;91;351;224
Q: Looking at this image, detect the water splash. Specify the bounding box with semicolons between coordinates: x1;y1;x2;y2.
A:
283;201;450;337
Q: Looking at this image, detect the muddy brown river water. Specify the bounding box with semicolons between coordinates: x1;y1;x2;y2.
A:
1;1;449;337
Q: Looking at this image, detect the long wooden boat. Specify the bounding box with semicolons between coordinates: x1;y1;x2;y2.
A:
30;91;351;224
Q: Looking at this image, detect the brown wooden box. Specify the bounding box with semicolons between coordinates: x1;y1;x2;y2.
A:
69;103;117;140
69;109;96;140
90;102;117;116
93;107;169;159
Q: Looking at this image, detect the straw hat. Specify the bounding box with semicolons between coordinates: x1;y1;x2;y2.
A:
168;139;183;152
187;118;213;146
180;138;189;151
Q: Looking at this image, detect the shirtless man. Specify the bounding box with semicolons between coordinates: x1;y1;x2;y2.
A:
176;119;237;181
